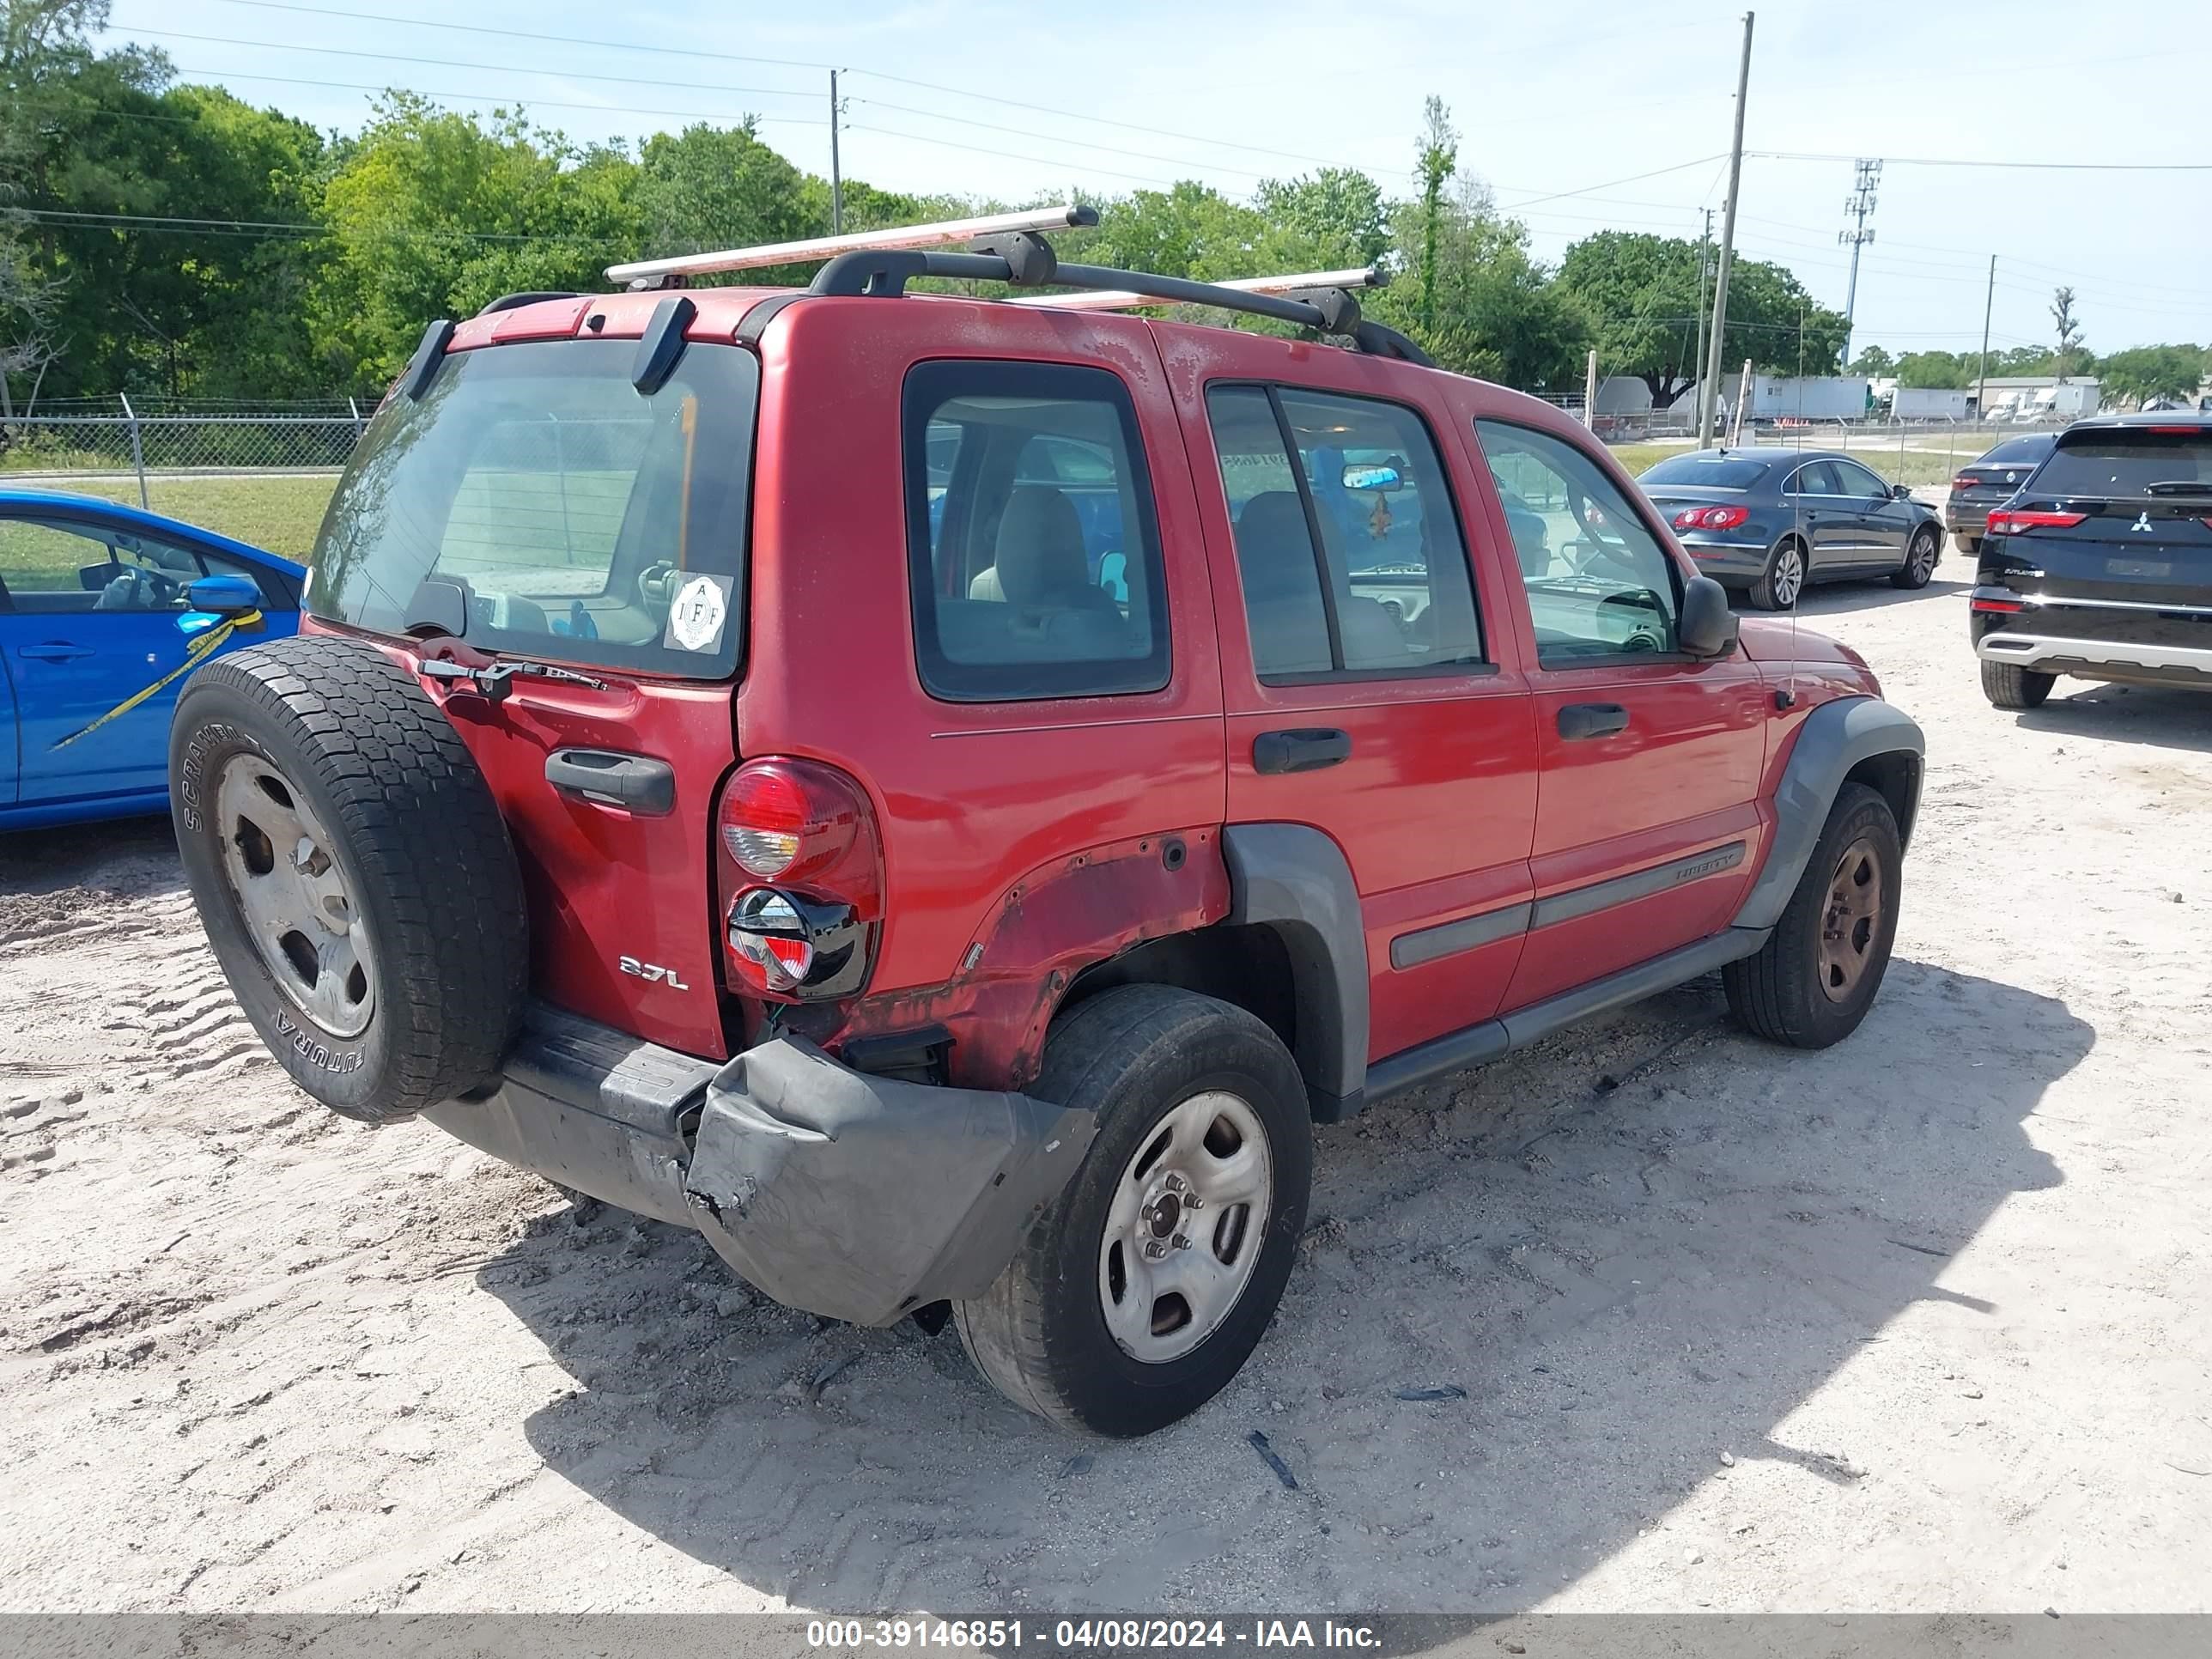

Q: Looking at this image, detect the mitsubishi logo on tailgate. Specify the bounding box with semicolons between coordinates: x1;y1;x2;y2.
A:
2132;511;2154;533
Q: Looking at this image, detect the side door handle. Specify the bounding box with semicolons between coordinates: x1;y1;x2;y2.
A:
1557;702;1629;740
544;748;677;814
1252;727;1351;775
18;641;94;662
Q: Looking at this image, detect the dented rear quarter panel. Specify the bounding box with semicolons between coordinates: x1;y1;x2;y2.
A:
735;298;1231;1086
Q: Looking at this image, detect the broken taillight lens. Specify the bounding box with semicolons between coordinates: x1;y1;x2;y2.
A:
714;758;882;1001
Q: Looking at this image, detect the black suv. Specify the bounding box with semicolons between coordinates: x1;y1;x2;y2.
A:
1971;413;2212;708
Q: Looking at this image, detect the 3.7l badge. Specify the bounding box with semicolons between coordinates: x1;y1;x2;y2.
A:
618;956;691;990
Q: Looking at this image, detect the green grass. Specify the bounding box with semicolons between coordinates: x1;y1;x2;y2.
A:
31;474;342;560
1607;437;1972;490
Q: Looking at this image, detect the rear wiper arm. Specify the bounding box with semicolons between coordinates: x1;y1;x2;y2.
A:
419;657;610;703
2143;480;2212;496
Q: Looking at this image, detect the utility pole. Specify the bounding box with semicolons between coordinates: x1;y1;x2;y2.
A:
1976;254;1996;420
829;70;844;234
1698;11;1755;450
1692;208;1714;438
1838;157;1880;368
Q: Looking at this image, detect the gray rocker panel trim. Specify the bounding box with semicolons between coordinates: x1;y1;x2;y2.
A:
1531;841;1747;930
1733;695;1924;933
1389;901;1533;969
1222;823;1368;1122
1364;926;1771;1105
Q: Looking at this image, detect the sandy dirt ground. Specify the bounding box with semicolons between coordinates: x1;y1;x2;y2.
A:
3;564;2209;1619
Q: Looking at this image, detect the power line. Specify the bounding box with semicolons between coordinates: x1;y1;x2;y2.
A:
170;65;828;126
145;0;836;71
123;25;828;101
1754;149;2212;172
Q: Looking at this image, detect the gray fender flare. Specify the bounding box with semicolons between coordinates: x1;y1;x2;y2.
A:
1735;695;1925;932
1221;823;1368;1122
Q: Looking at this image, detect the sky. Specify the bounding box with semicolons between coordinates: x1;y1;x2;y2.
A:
97;0;2212;365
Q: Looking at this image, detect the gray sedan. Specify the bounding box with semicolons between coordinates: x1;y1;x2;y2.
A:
1637;447;1945;609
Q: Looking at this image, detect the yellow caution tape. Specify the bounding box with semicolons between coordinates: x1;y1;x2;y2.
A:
49;610;264;751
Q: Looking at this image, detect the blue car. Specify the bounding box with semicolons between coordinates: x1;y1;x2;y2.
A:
0;490;302;831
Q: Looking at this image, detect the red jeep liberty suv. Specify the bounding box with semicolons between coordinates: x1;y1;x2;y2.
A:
169;208;1923;1436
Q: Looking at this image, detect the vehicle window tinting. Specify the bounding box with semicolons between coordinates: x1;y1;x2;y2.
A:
1833;461;1892;500
1474;419;1681;664
903;360;1168;702
1981;435;2054;465
1206;385;1483;683
2036;429;2212;498
307;339;757;679
1638;455;1771;489
1785;460;1839;496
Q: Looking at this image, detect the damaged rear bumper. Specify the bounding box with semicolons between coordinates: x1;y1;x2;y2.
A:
427;1002;1093;1326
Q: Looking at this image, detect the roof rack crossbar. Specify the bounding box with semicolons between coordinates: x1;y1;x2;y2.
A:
787;227;1439;368
606;204;1096;288
1005;264;1386;313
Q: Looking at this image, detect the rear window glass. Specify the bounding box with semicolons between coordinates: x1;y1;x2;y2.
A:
1638;455;1771;489
903;359;1169;702
1979;435;2054;465
307;339;757;679
2037;430;2212;498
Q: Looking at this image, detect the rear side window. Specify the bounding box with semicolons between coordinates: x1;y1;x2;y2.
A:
2035;429;2212;498
307;339;757;679
903;360;1168;702
1206;384;1483;683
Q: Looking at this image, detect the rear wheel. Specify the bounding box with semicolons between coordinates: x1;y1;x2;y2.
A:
170;635;529;1122
1749;537;1805;611
1724;782;1901;1049
953;985;1311;1437
1892;524;1941;589
1981;659;2056;709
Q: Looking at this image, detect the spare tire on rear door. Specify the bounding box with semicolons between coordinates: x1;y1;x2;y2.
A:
169;633;529;1123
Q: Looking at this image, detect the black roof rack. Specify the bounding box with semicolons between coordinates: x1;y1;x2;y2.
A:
805;239;1434;367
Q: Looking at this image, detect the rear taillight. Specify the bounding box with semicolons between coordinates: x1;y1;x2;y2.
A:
1951;474;1982;493
715;758;882;1001
1986;509;2087;536
1971;593;2027;614
1671;504;1750;530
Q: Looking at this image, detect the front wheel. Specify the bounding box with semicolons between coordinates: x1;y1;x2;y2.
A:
953;985;1312;1437
1892;525;1941;589
1749;538;1805;611
1724;782;1902;1049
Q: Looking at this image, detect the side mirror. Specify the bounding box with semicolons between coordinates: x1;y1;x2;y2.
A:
1678;574;1740;659
184;574;263;616
1891;482;1913;500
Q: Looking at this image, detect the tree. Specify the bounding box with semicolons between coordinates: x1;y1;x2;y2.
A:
307;97;644;389
1893;349;1968;390
1253;167;1389;270
1850;343;1894;376
2051;286;2084;380
1413;96;1455;333
2;0;120;410
1557;231;1847;407
2099;343;2204;406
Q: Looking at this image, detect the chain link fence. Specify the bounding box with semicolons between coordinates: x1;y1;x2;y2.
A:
0;400;371;556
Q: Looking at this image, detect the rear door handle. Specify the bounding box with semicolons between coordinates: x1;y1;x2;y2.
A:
544;748;677;814
1253;727;1352;775
18;641;94;662
1558;702;1629;740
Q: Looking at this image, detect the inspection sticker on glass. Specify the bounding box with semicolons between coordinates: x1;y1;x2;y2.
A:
663;572;732;653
